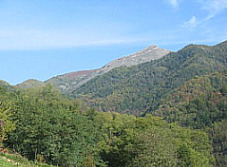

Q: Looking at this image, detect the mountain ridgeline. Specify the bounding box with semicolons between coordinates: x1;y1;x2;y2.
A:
73;41;227;115
45;45;170;94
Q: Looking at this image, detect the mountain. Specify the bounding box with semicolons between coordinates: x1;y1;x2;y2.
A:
16;79;45;89
46;45;170;94
98;45;170;70
45;69;97;94
72;41;227;115
0;80;10;86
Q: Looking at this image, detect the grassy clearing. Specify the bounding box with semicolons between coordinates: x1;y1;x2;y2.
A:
0;153;54;167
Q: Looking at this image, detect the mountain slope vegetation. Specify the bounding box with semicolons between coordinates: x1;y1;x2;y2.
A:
72;41;227;115
154;70;227;128
16;79;46;89
154;70;227;166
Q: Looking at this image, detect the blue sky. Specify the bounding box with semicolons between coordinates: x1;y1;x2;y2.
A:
0;0;227;85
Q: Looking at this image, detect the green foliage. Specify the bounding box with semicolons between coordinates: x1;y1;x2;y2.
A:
16;79;45;89
6;85;100;167
129;128;177;167
154;71;227;166
220;84;227;95
210;119;227;166
0;82;215;167
73;41;227;115
0;86;17;147
94;113;213;167
0;102;15;147
155;71;227;128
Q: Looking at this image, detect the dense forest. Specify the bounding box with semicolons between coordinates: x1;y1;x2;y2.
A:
0;84;214;167
154;71;227;166
0;41;226;167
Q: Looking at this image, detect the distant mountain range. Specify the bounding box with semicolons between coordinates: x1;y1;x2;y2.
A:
16;45;170;93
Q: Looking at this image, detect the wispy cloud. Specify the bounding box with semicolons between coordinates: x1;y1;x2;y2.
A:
167;0;179;9
182;16;198;30
197;0;227;20
0;29;149;50
181;0;227;30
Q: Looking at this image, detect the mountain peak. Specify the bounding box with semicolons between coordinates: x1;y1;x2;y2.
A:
139;45;158;51
46;45;170;94
103;45;170;70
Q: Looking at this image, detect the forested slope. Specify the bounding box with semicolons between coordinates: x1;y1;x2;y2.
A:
72;41;227;115
154;70;227;128
154;70;227;166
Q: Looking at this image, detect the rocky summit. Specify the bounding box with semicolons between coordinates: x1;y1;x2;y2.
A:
45;45;170;94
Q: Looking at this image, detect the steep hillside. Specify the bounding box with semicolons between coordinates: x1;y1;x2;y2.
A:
46;45;170;94
154;71;227;167
72;41;227;115
154;71;227;128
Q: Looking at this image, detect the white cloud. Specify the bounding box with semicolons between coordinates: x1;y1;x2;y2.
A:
180;0;227;32
182;16;198;30
168;0;179;8
197;0;227;19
